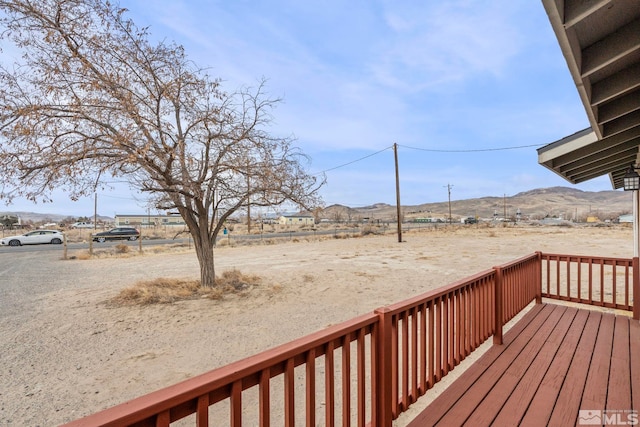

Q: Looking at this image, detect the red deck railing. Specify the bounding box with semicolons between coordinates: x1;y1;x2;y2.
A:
63;253;638;427
541;253;637;312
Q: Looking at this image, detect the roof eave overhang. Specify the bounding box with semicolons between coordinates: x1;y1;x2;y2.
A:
539;0;640;190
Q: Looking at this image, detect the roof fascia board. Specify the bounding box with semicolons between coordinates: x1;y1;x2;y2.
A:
537;129;598;163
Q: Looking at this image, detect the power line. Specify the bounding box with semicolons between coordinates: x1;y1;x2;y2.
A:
312;145;393;175
398;143;544;153
312;142;544;177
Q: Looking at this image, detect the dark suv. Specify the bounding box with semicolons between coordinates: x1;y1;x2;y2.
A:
464;217;478;224
92;227;140;242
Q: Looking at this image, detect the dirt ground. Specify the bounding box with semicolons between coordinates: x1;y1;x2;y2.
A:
0;224;634;426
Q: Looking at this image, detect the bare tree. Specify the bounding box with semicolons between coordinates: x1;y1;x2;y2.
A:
0;0;324;287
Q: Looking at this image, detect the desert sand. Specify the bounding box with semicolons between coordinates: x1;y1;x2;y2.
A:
0;224;634;425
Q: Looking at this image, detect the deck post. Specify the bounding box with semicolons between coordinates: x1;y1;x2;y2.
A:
493;266;503;345
535;252;543;304
374;307;394;427
633;257;639;320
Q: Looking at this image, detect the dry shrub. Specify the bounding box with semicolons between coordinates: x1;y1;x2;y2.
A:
361;225;382;236
111;278;201;305
216;269;261;292
115;243;130;254
334;232;357;239
74;252;93;260
109;270;262;306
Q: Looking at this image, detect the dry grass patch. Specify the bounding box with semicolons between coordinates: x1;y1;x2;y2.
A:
109;270;262;306
68;243;193;260
114;243;130;254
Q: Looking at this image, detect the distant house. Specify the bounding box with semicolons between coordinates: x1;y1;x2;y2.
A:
115;213;186;228
618;214;633;223
278;214;315;226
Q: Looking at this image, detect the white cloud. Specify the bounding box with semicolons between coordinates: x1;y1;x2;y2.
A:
371;1;524;92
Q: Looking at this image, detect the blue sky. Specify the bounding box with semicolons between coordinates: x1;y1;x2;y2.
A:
4;1;616;217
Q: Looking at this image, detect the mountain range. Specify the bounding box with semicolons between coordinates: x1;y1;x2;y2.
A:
321;186;632;222
0;186;633;224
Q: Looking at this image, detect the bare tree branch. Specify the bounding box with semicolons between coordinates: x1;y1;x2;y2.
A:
0;0;325;287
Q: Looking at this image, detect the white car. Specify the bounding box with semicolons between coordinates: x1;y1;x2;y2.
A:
71;222;94;229
0;230;64;246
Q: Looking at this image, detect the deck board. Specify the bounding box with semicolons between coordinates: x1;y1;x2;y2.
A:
524;310;600;427
492;308;589;427
463;306;577;427
579;313;615;413
406;304;638;427
607;316;631;411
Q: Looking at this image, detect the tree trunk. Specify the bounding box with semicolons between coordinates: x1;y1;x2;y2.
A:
192;231;216;288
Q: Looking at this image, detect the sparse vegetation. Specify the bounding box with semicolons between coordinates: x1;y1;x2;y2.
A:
114;243;130;254
110;270;262;306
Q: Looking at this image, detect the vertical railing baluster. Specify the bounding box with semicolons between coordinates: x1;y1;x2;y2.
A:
625;261;630;309
419;303;427;394
410;307;418;403
453;288;464;365
493;266;503;345
305;352;315;427
588;258;593;303
229;382;240;427
155;410;170;427
401;311;409;411
600;258;605;306
633;257;639;320
577;257;582;303
391;314;398;416
342;335;351;427
566;256;571;300
285;358;295;427
611;260;618;308
442;295;449;374
325;341;335;427
357;329;366;427
435;297;442;382
260;368;271;427
196;394;211;427
373;307;393;427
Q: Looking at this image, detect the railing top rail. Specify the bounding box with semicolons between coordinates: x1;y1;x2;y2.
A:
384;268;495;315
63;312;378;427
539;252;634;264
495;252;540;270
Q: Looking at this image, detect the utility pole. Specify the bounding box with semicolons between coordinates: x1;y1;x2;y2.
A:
393;143;402;243
504;193;507;225
445;184;453;224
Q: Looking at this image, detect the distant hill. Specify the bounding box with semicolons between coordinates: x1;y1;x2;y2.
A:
320;187;632;222
0;211;112;224
1;187;633;224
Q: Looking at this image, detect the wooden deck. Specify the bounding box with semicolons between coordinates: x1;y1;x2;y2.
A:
408;303;640;427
